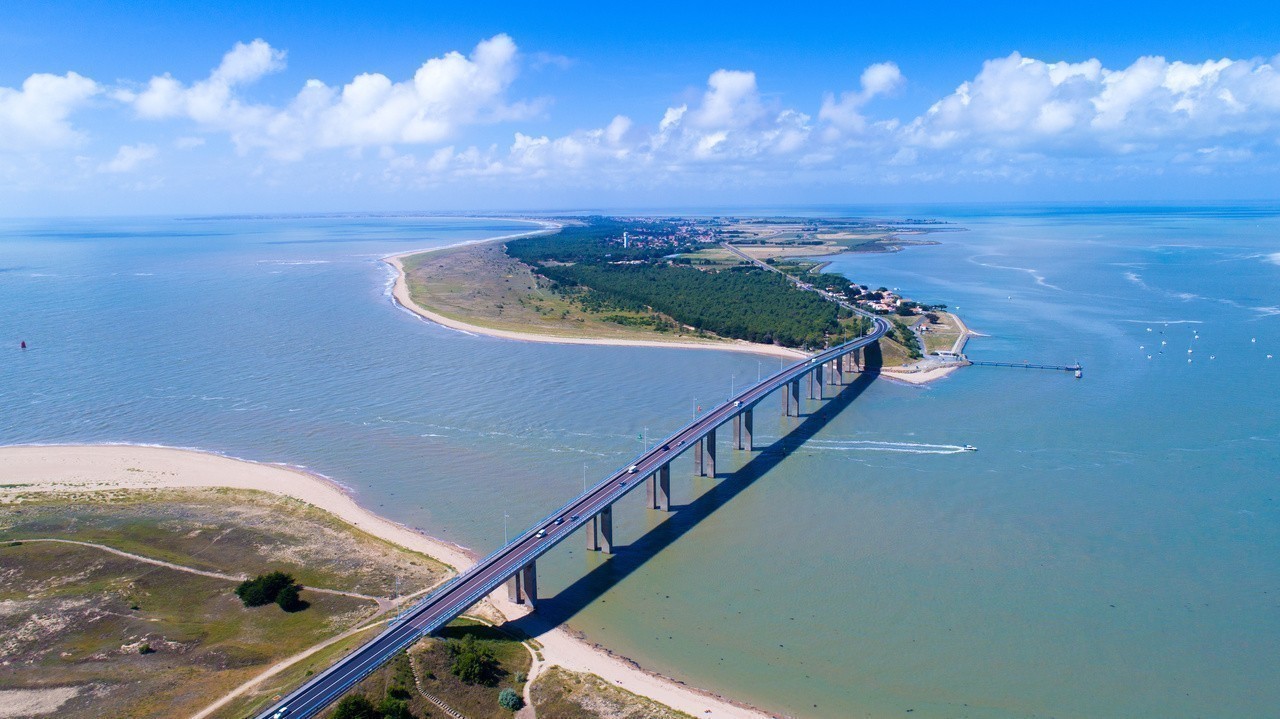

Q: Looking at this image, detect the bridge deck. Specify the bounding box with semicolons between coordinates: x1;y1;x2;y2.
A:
256;275;891;719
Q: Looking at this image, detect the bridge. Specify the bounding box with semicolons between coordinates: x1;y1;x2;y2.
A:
256;283;891;719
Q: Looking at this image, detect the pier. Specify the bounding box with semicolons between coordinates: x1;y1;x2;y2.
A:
967;359;1082;376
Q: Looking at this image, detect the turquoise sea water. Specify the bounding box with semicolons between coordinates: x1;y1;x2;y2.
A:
2;207;1278;718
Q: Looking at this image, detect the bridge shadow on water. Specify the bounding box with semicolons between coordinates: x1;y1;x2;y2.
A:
506;345;883;637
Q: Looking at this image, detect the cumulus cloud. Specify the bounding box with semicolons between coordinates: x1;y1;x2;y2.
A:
119;35;537;159
11;42;1280;198
819;61;903;136
0;72;100;151
98;143;158;173
903;52;1280;152
647;69;811;162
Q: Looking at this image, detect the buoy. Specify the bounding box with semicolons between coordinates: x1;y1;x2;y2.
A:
1147;355;1152;359
20;340;26;349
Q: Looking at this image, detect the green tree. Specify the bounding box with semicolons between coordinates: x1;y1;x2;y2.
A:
449;634;499;685
331;694;379;719
498;687;523;710
276;583;307;612
378;696;414;719
235;571;298;607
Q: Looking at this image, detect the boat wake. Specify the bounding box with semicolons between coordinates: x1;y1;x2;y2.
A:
804;439;971;455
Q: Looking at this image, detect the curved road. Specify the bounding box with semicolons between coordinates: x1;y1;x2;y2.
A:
257;271;890;719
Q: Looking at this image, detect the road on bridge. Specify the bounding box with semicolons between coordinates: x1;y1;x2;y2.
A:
257;255;890;719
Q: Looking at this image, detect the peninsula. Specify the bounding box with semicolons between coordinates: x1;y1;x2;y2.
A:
389;215;972;382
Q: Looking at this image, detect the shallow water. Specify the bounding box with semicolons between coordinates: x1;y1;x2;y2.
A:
2;208;1278;718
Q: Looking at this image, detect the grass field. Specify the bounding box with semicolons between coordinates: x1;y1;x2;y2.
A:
401;243;715;344
0;489;449;718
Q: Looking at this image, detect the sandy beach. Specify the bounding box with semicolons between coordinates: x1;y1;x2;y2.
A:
383;238;808;362
0;444;776;719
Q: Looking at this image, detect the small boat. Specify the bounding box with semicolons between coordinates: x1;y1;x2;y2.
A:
961;445;977;452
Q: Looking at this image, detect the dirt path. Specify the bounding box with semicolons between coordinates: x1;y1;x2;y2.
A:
16;538;390;610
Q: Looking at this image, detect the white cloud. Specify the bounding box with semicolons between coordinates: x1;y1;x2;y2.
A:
98;143;157;173
903;52;1280;153
120;35;537;159
121;39;284;125
647;69;811;162
0;72;100;151
819;62;904;136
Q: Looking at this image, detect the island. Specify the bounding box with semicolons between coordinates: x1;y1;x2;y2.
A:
389;216;973;384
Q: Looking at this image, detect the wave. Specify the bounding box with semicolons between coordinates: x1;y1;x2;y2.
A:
969;255;1062;290
1123;271;1280;317
257;259;332;266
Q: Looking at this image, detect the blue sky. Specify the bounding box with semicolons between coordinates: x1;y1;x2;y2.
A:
2;1;1279;215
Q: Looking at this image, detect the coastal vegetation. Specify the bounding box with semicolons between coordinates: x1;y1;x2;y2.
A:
0;488;447;719
327;618;532;719
506;220;869;349
398;215;960;367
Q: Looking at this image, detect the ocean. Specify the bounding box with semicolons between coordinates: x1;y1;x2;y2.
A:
2;206;1278;718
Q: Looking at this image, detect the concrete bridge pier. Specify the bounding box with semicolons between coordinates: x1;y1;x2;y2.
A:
586;505;614;553
507;560;537;606
828;359;839;385
789;379;801;415
733;412;742;449
645;465;671;510
705;428;717;478
694;439;704;475
743;408;753;451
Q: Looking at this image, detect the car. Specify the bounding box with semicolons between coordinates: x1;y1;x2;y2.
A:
271;708;290;719
627;465;638;473
660;444;670;451
677;439;686;446
733;400;741;407
555;517;565;525
536;529;546;538
619;481;627;488
569;514;580;521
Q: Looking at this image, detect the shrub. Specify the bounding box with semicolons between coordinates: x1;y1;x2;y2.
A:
377;697;414;719
331;694;379;719
498;687;523;710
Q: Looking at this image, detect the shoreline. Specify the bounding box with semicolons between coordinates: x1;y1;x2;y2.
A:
382;234;808;361
0;444;778;719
